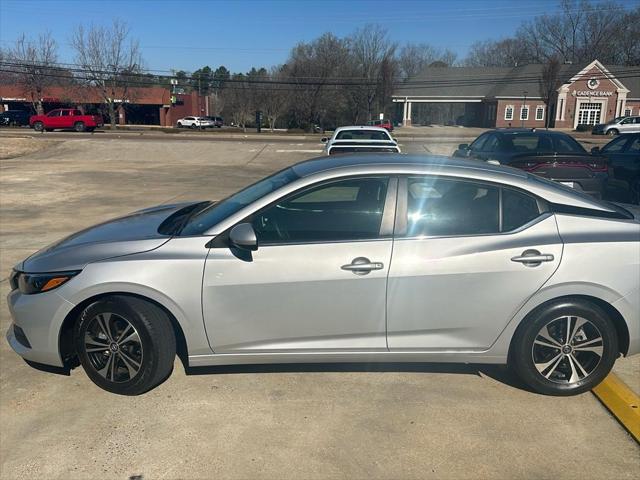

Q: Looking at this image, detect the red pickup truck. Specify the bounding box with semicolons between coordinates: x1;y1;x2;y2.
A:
30;109;103;132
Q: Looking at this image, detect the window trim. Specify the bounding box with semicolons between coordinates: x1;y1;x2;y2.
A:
394;175;549;240
520;105;530;121
211;175;398;248
535;105;545;121
504;105;514;121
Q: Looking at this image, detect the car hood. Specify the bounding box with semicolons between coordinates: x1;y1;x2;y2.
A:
18;201;204;273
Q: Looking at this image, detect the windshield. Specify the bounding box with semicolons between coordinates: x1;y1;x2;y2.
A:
180;167;300;235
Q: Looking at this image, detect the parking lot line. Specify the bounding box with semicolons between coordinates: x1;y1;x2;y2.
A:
592;373;640;443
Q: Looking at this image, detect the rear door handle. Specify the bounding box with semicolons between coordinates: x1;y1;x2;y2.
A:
511;249;555;267
341;257;384;275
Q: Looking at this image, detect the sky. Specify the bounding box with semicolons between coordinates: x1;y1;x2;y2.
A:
0;0;638;74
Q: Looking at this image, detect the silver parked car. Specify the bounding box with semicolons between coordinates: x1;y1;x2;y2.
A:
7;155;639;396
592;116;640;136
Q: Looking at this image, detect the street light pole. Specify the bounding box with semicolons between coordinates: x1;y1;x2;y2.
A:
522;90;528;128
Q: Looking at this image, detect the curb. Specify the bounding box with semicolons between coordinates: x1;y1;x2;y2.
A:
592;372;640;443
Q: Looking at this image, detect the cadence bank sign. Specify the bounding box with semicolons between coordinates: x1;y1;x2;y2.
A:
572;90;614;97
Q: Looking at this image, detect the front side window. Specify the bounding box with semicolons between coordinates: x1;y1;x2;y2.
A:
405;177;543;238
481;134;501;152
469;133;489;151
505;105;514;121
251;177;389;244
47;110;61;117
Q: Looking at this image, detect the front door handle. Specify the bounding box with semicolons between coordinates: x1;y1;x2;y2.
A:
341;257;384;275
511;249;555;267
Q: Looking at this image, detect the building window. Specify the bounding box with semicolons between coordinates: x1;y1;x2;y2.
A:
505;105;514;121
624;108;632;116
520;105;529;121
535;106;545;121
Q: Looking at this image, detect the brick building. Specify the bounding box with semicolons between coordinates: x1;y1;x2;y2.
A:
0;84;212;127
393;60;639;129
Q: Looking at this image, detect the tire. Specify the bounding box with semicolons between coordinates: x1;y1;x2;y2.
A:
45;129;54;132
177;122;183;128
190;123;198;129
509;299;618;396
33;121;44;132
607;128;619;136
74;121;86;132
74;295;176;395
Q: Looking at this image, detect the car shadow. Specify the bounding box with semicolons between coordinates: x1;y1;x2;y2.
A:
183;362;534;393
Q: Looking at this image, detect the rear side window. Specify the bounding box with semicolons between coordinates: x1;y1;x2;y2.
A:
554;135;585;153
502;189;541;231
404;177;543;237
406;177;500;236
629;137;639;152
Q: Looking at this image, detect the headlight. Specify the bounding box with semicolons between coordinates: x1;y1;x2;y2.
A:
12;270;80;294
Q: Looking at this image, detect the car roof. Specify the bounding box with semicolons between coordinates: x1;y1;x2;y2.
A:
490;128;570;137
293;153;526;178
333;125;390;133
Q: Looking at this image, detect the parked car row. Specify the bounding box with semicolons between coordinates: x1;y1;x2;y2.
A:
453;129;639;204
176;116;223;129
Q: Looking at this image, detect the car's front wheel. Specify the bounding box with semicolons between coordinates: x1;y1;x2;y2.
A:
74;295;176;395
33;121;44;132
510;299;618;396
607;128;619;136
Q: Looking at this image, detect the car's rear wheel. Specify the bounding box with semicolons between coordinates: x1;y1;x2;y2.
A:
33;121;44;132
607;128;619;136
510;299;618;396
74;121;86;132
190;123;198;129
74;295;176;395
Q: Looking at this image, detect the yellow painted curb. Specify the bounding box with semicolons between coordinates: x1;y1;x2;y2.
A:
592;373;640;443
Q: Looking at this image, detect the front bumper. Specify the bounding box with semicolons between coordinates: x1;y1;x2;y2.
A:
6;288;76;367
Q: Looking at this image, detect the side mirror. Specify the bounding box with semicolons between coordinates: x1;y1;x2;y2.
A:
229;223;258;251
320;137;328;143
591;146;600;154
392;137;398;143
458;143;469;150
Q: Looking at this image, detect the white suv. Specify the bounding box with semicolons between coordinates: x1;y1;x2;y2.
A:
176;116;214;129
592;116;640;136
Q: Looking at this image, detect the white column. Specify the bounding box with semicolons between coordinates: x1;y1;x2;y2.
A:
407;102;412;126
403;101;408;125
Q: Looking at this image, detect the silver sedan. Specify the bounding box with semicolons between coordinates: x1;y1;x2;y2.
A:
7;155;640;395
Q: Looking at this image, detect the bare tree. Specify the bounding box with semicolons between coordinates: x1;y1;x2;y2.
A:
346;25;398;122
262;66;290;131
539;57;563;129
6;32;58;114
70;19;143;127
464;38;531;67
224;73;254;132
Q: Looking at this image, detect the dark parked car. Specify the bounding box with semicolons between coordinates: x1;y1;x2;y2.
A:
0;110;31;126
453;129;608;198
592;133;640;204
204;116;223;128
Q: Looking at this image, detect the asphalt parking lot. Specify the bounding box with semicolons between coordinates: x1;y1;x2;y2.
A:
0;130;638;479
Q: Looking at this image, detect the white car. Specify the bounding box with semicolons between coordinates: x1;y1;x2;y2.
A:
322;126;401;155
176;116;214;129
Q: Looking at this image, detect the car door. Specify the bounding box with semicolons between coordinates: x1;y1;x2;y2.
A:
46;110;62;128
387;176;563;350
202;176;396;353
619;117;635;133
